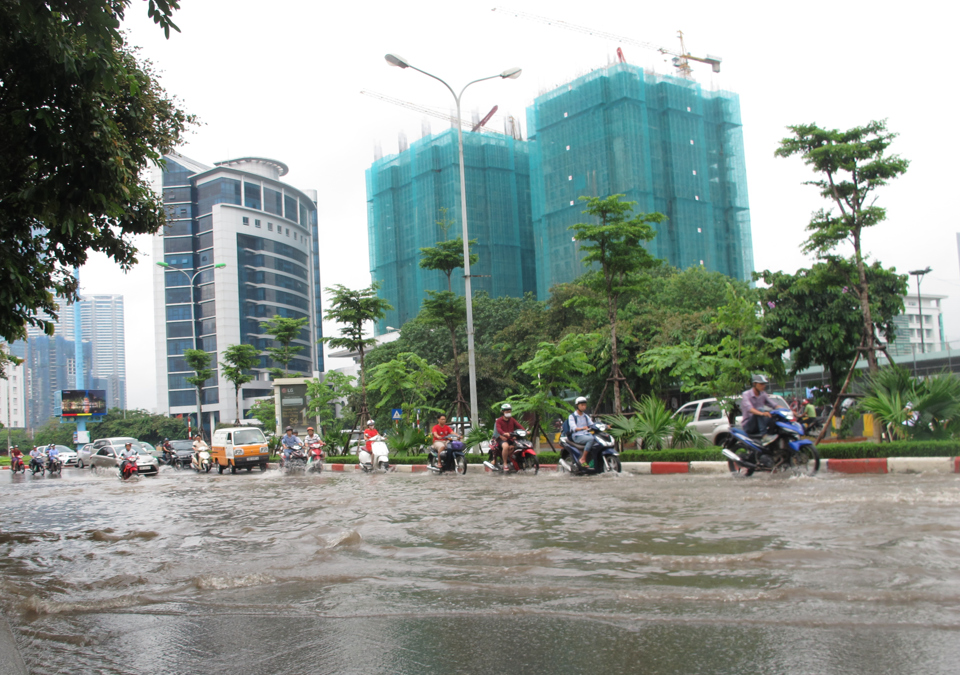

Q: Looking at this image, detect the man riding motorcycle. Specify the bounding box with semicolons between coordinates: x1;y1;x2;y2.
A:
29;446;44;472
742;374;776;439
10;445;24;472
431;414;454;460
46;443;61;470
567;396;596;468
280;426;301;461
494;403;525;471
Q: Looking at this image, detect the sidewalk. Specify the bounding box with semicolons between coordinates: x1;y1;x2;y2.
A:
0;614;28;675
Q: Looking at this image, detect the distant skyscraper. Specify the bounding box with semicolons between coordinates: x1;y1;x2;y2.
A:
366;128;535;333
526;63;754;297
79;295;126;412
152;153;322;433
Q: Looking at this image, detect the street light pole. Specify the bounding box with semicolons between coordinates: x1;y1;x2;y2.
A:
385;53;521;430
909;267;932;355
157;262;226;437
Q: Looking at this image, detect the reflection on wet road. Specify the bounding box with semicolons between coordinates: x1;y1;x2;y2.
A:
2;467;960;674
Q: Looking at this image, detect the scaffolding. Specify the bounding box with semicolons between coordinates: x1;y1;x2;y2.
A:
527;62;753;298
366;128;536;333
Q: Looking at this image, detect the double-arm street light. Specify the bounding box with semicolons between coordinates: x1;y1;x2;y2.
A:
157;261;226;434
909;266;932;354
385;53;521;430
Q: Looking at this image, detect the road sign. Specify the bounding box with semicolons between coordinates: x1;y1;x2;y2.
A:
391;409;402;421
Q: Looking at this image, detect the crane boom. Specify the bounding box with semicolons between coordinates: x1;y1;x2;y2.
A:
360;90;504;135
491;7;721;79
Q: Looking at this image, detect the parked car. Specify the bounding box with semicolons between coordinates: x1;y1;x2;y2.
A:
140;441;158;458
77;444;95;468
89;442;159;476
166;439;195;466
53;445;79;467
674;394;790;446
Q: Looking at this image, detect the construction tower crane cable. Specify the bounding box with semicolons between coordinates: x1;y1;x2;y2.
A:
491;7;721;79
360;90;505;136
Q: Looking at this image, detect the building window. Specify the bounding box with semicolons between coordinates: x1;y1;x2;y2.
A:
284;195;299;223
286;228;290;236
267;222;273;232
197;177;241;216
244;182;262;210
264;187;283;216
242;216;249;225
255;219;261;228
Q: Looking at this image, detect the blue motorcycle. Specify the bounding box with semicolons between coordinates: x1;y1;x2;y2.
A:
722;408;820;476
558;422;621;475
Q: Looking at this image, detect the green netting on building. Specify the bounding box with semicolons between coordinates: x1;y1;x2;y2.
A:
366;129;535;333
527;63;754;298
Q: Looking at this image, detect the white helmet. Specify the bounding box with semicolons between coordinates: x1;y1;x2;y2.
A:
366;419;375;426
500;403;512;411
575;396;587;405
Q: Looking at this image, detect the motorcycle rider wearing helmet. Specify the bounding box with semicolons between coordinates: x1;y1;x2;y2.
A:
494;403;525;470
46;443;60;467
568;396;596;468
29;446;44;472
280;426;301;460
10;445;23;470
192;434;208;465
363;420;380;453
304;426;322;446
742;374;775;436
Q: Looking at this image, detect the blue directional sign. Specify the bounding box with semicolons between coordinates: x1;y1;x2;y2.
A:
391;408;402;421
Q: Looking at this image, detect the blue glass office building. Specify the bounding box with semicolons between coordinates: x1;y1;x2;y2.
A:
152;154;322;431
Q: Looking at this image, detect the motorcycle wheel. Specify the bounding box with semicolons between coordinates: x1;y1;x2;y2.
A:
726;450;755;477
455;456;467;475
205;464;212;473
523;455;539;475
602;455;622;474
378;460;389;472
787;446;820;476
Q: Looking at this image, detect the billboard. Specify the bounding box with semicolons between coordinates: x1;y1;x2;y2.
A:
60;389;107;417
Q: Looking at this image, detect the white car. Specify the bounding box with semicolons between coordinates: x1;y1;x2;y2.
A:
674;395;790;446
77;444;95;468
52;445;79;467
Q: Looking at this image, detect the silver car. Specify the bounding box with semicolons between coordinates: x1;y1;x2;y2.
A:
89;443;159;476
674;395;790;446
77;444;95;469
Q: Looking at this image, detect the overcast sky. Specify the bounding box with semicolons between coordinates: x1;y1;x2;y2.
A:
79;0;960;410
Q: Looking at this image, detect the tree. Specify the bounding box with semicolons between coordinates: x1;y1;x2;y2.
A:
502;332;602;450
321;283;393;417
569;195;664;413
305;371;357;435
183;349;212;437
421;291;468;426
0;1;192;342
220;343;261;424
758;260;907;393
775;120;909;377
639;285;787;418
419;238;479;292
259;316;309;379
248;397;276;435
366;352;446;426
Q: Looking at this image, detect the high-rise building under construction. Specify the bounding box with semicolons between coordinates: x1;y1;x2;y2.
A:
527;63;753;298
366;128;535;333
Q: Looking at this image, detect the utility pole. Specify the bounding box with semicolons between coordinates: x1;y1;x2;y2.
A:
909;267;932;354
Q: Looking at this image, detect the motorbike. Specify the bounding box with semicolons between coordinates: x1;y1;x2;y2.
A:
119;455;139;480
10;455;25;475
46;455;63;477
29;455;45;476
159;448;181;470
558;422;621;475
306;439;324;474
722;408;820;476
191;448;213;473
483;430;539;474
284;444;307;473
358;434;390;472
427;435;468;475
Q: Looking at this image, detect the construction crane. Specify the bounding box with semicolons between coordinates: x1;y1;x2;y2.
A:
491;7;721;79
360;90;505;136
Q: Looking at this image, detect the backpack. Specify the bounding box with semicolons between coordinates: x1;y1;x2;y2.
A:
561;416;572;440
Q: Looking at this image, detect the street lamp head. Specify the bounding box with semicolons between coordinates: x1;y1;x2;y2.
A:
500;67;522;80
909;266;932;276
214;263;226;269
385;53;410;69
156;262;171;268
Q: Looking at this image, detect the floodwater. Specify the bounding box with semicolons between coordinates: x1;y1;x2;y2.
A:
2;466;960;674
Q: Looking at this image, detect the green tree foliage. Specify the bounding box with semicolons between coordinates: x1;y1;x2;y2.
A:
247;397;276;435
30;409;190;448
758;260;907;393
419;238;478;292
259;315;308;379
321;283;393;414
639;284;787;415
501;332;601;449
0;342;21;380
421;290;467;420
775;120;909;375
0;0;192;342
367;352;446;425
220;343;261;424
183;348;213;433
305;371;357;436
606;397;708;451
858;368;960;441
570;195;664;413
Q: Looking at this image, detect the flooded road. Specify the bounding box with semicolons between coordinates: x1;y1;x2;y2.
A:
2;467;960;674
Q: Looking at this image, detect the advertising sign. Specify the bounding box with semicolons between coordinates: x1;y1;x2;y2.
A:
60;389;107;417
279;384;307;434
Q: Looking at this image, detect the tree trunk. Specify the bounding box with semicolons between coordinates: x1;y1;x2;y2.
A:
852;227;881;441
608;294;621;414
